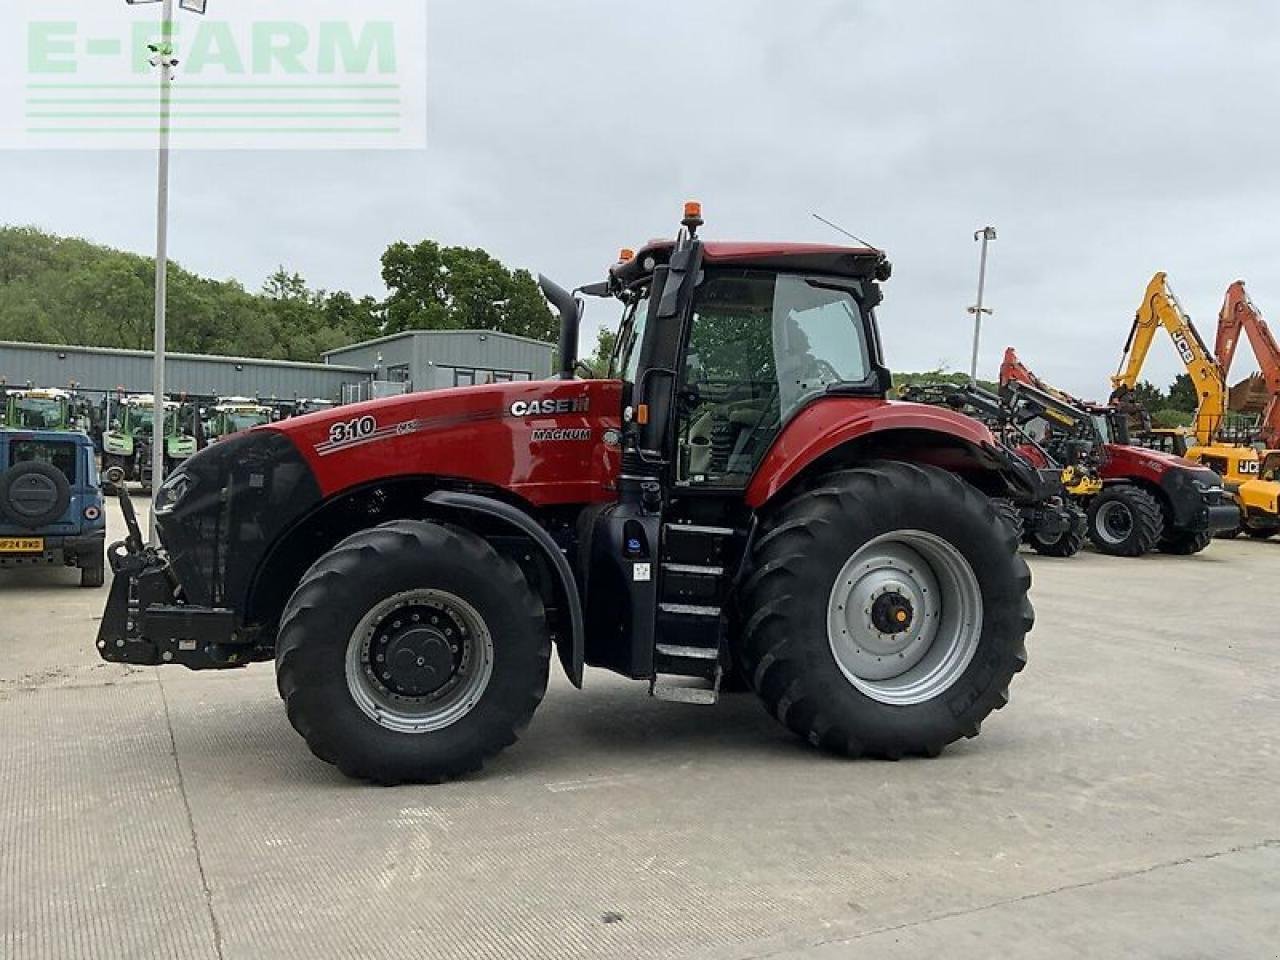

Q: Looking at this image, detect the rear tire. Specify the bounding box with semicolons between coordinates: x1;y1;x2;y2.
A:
1159;528;1213;555
992;498;1025;542
275;519;551;784
1086;485;1163;557
739;462;1033;760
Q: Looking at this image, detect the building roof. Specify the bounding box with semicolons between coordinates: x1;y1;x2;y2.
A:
323;328;556;358
0;339;370;374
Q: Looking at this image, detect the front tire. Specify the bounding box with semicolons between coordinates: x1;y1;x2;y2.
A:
275;520;551;784
1086;485;1163;557
1028;504;1087;558
1159;528;1213;555
1244;526;1276;541
739;462;1033;760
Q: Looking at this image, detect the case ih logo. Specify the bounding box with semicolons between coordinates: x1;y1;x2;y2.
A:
509;397;590;417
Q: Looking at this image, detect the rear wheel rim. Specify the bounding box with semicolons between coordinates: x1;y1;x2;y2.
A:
344;589;494;734
826;530;983;706
1095;500;1134;545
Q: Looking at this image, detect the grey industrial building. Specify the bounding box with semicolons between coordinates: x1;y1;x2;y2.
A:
324;330;555;392
0;340;369;401
0;329;555;403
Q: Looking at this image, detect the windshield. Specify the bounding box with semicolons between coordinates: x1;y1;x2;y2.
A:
611;289;651;382
124;408;156;435
11;398;66;429
224;411;271;433
1262;452;1280;483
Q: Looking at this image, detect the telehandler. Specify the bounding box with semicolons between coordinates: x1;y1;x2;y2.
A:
98;205;1036;784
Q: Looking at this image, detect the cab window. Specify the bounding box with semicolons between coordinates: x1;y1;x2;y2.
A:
12;439;78;482
676;270;873;486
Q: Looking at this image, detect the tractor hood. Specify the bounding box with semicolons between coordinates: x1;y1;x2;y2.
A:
151;379;622;610
1104;442;1208;476
265;379;622;505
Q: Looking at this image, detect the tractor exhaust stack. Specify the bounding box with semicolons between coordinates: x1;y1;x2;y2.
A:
539;275;582;381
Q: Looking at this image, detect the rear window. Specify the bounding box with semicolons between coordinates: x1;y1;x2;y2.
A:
11;439;78;483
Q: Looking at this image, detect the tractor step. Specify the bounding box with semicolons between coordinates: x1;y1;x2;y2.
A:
655;643;719;660
651;668;721;706
658;602;720;617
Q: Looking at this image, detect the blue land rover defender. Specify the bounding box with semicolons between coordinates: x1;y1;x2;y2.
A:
0;428;106;587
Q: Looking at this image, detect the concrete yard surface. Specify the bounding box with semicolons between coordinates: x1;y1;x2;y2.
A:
1;499;1277;959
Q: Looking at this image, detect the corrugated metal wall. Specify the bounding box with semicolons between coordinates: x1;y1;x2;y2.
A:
325;330;555;393
0;341;370;402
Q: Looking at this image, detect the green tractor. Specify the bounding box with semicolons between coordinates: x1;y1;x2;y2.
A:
204;397;276;443
1;387;90;433
101;395;198;493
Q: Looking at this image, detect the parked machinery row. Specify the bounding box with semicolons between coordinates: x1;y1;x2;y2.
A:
1014;272;1280;545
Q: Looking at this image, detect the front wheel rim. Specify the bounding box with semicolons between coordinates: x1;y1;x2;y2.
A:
344;588;494;734
1095;501;1134;545
826;530;983;706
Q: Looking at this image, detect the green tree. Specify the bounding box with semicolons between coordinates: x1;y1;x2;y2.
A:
381;241;555;342
583;327;617;377
1167;373;1198;413
1129;379;1164;410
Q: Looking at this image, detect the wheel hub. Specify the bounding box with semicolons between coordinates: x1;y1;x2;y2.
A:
378;622;458;697
345;590;493;734
826;531;983;705
870;592;914;636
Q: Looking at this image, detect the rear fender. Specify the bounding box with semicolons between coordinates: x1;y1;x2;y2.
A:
745;397;1026;508
424;490;585;688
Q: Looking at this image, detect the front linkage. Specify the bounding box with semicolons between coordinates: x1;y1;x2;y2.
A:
97;490;239;670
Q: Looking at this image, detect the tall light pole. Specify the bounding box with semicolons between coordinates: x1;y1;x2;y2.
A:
125;0;205;540
968;226;997;382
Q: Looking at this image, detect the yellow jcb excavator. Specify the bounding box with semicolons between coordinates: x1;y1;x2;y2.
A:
1110;273;1279;538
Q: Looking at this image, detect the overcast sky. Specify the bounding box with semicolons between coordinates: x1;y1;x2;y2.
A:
3;0;1279;397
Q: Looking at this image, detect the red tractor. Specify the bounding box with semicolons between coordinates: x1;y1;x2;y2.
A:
1000;348;1238;556
100;206;1036;784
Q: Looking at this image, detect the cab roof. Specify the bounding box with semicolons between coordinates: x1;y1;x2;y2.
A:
610;238;890;290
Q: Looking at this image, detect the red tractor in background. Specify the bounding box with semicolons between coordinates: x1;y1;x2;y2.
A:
1000;349;1237;556
99;206;1036;784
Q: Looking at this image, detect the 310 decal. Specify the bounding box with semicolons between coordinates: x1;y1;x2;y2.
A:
328;416;378;446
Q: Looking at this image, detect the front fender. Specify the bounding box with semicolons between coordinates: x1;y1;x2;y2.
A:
745;397;1008;507
424;490;585;689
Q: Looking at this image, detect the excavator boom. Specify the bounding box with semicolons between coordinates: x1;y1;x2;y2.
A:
1110;273;1226;447
1217;281;1280;449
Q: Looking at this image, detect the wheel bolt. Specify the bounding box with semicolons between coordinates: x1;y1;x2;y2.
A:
376;653;385;662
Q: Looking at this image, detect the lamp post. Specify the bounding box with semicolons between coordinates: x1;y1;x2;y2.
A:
124;0;205;541
968;226;997;382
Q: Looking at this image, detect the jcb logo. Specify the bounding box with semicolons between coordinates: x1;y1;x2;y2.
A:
1240;460;1261;476
1172;333;1196;365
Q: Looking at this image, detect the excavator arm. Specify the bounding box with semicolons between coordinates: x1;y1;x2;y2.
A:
1110;273;1226;446
1217;281;1280;449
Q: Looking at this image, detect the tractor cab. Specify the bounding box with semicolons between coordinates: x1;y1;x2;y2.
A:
1;388;80;432
205;398;275;441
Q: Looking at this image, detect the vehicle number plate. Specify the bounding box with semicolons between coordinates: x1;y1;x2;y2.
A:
0;538;44;554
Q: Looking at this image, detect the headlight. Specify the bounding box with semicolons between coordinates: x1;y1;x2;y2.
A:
154;471;195;516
